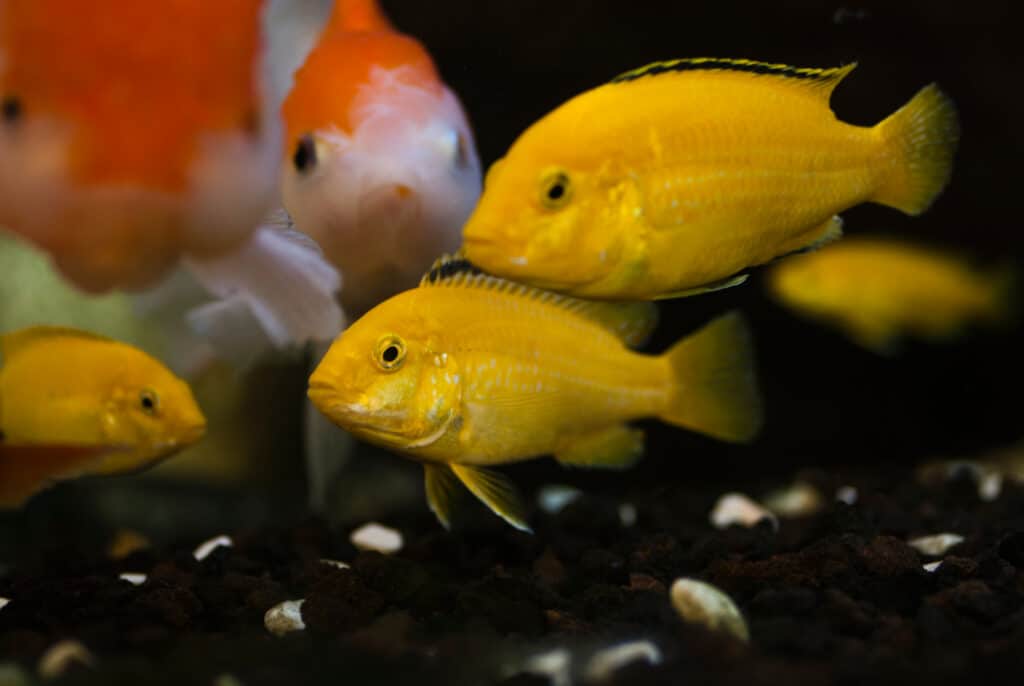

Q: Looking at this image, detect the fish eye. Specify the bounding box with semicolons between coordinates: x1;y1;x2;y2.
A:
293;133;317;174
139;388;160;416
2;96;22;123
374;335;407;371
539;169;572;210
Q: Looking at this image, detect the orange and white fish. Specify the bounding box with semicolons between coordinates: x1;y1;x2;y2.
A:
462;58;960;300
308;256;762;530
280;0;482;315
766;236;1014;353
0;0;343;359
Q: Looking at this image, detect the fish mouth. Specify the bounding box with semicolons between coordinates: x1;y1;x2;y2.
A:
180;422;207;445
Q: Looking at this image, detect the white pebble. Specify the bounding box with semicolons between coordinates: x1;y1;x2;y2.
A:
350;523;403;554
520;648;571;686
923;561;943;573
0;597;9;611
907;533;965;556
37;639;95;679
835;486;858;505
709;493;778;531
118;573;147;586
618;503;638;528
264;599;306;637
537;485;582;514
979;472;1003;502
193;535;233;561
319;559;351;570
670;577;749;642
762;482;824;517
584;640;662;681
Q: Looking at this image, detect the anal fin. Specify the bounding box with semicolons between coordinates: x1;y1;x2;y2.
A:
449;463;531;532
424;463;463;530
554;425;645;470
654;273;748;301
775;215;844;262
0;444;126;508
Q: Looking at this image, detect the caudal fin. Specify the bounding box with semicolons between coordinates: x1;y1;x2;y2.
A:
185;222;345;367
659;311;762;443
873;83;960;215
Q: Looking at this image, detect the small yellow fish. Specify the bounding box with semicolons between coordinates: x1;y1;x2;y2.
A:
308;256;762;530
0;326;206;506
766;237;1014;353
461;58;960;300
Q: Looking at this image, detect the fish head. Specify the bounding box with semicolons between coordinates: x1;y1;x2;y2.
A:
461;139;624;293
97;351;207;474
307;296;460;451
281;65;482;312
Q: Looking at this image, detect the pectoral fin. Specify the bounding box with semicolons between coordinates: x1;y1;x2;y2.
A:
554;425;645;470
449;463;532;532
653;273;749;301
424;463;463;530
0;444;127;508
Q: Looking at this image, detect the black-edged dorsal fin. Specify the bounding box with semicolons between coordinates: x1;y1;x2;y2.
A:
610;57;857;100
420;254;658;348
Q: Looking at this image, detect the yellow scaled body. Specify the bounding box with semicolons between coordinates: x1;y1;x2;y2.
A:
462;58;960;300
0;326;206;506
767;237;1013;353
308;257;761;530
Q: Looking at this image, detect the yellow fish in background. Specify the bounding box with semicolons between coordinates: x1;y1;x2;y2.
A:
462;58;960;300
766;237;1014;353
308;256;762;531
0;327;206;507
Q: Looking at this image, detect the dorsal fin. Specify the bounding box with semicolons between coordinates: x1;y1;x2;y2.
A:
420;255;658;347
1;326;113;363
327;0;393;33
610;57;857;99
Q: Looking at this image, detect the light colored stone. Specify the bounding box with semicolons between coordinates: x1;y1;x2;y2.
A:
907;533;964;556
537;485;583;514
264;599;306;637
37;639;95;679
193;535;233;561
0;597;9;611
319;559;350;570
835;486;858;505
520;648;571;686
618;503;638;528
762;482;824;517
584;639;661;682
350;523;403;554
923;561;942;573
118;573;147;586
709;493;777;531
979;472;1003;502
670;577;749;642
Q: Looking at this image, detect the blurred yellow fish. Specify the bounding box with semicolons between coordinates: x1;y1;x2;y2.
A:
0;326;206;506
462;58;960;300
308;256;761;530
766;237;1014;353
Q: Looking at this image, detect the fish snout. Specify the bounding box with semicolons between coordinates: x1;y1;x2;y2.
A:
180;420;207;445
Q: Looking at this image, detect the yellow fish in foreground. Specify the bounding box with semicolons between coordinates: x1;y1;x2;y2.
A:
0;326;206;506
462;58;960;300
308;256;762;530
766;237;1014;353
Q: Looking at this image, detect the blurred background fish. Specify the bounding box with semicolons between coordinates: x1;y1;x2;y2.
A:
461;58;959;300
0;0;343;366
0;326;206;507
766;236;1014;354
280;0;482;316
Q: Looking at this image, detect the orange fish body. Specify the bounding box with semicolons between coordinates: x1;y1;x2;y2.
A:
281;0;481;315
0;0;344;359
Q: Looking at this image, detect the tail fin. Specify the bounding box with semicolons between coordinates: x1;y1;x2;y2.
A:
659;311;763;443
873;83;960;215
328;0;392;33
185;223;345;367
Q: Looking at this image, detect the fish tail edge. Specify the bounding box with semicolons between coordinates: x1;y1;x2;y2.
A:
873;83;960;215
659;311;763;444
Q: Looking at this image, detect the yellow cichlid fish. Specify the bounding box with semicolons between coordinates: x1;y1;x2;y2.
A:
766;237;1014;353
0;326;206;506
308;256;762;530
461;58;960;300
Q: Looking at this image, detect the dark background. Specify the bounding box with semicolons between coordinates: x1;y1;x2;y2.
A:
384;0;1023;487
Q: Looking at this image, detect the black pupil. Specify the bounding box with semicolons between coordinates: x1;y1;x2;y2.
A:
293;134;317;173
2;96;22;123
382;345;400;363
141;395;154;410
547;180;566;201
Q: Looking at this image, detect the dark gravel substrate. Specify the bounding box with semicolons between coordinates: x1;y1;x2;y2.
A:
2;464;1023;685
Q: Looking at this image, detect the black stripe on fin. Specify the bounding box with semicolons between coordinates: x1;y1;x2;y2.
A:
420;253;484;286
611;57;857;87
